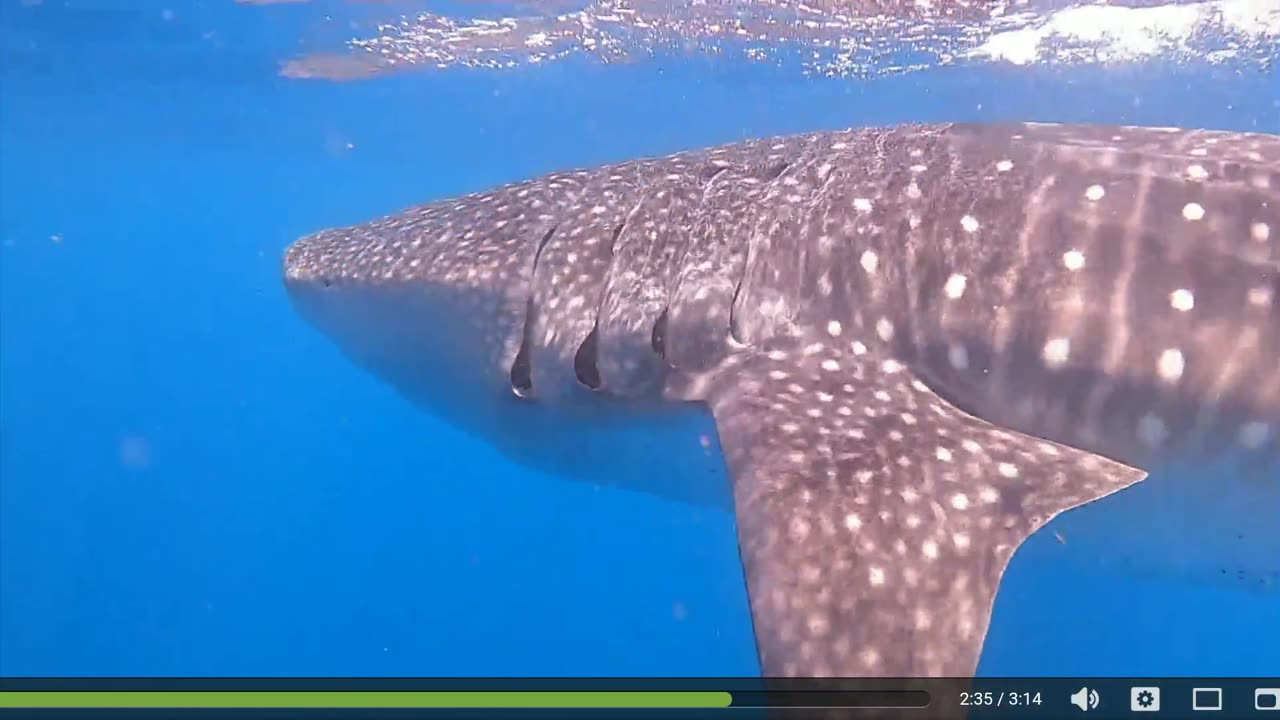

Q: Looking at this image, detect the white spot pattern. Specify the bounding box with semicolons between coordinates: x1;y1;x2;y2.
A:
1157;348;1185;383
876;318;895;343
1042;338;1071;368
1170;288;1195;312
288;122;1278;680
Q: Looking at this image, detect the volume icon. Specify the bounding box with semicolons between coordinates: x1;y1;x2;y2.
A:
1071;687;1100;712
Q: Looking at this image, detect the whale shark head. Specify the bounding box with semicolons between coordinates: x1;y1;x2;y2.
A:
284;122;1279;677
283;187;542;438
283;165;734;504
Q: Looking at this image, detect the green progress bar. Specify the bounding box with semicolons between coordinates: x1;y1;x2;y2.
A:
0;691;732;709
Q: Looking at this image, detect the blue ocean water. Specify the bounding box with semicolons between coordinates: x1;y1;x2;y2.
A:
1;0;1277;678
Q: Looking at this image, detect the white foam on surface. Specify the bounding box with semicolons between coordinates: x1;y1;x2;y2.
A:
973;0;1280;66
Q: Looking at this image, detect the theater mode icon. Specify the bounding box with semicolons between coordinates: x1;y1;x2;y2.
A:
1192;688;1222;711
1257;689;1280;711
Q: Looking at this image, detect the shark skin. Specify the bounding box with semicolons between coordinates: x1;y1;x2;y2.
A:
283;122;1280;677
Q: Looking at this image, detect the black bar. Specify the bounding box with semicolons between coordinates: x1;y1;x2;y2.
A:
732;691;930;708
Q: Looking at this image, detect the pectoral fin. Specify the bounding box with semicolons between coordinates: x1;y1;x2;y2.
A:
686;343;1148;676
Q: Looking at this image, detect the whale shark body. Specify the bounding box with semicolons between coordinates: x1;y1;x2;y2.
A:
284;122;1279;677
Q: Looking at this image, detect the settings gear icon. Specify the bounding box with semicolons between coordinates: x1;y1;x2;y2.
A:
1131;687;1161;712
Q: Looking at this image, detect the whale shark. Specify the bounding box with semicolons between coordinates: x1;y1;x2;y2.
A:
283;122;1279;677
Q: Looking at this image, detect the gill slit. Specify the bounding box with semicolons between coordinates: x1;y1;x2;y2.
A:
510;224;559;398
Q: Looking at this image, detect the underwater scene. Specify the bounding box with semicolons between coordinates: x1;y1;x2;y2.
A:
1;0;1278;686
